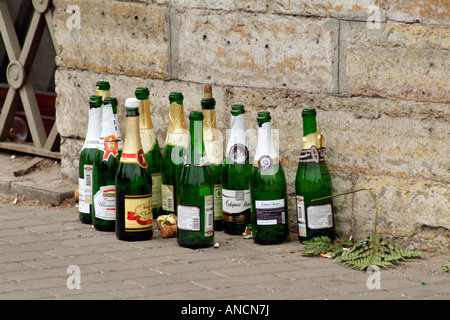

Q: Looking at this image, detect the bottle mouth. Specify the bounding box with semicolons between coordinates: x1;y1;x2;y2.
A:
89;95;103;107
169;92;183;100
189;111;204;120
302;108;316;117
96;81;110;91
135;87;149;99
257;111;271;126
231;104;245;115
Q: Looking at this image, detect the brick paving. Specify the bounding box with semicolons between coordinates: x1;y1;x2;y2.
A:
0;203;448;302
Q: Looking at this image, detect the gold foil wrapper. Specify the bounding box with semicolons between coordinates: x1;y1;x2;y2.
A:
168;102;186;133
156;213;177;229
302;127;325;150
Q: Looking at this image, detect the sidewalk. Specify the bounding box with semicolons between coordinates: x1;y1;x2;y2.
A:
0;202;448;301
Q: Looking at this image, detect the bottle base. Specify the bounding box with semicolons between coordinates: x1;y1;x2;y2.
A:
79;214;92;224
116;231;153;242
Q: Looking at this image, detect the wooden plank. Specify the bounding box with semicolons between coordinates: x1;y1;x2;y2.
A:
0;141;60;159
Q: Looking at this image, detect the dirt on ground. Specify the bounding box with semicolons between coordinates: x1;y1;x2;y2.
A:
0;149;78;210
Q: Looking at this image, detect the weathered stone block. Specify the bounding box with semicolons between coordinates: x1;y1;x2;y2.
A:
385;0;450;26
340;20;450;102
176;10;339;93
53;0;169;79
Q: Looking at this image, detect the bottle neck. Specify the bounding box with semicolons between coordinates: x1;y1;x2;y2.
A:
95;89;110;101
302;116;317;136
168;101;186;133
85;106;102;142
186;118;207;166
122;113;142;155
138;98;153;130
254;121;278;162
226;113;247;151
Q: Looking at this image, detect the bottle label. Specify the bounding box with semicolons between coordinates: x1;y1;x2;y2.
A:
166;131;189;149
227;143;249;164
299;146;326;164
255;199;286;225
100;134;122;161
120;149;148;168
222;188;251;223
253;155;279;169
204;195;214;237
140;129;157;153
83;165;93;205
124;194;153;232
94;185;116;220
296;195;307;237
178;204;200;231
307;204;333;229
204;140;223;166
151;172;162;208
177;195;214;237
161;184;175;212
213;184;223;221
78;178;89;213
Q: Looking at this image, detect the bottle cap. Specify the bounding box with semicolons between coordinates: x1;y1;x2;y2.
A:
125;97;140;109
135;87;149;99
89;95;103;107
231;104;245;115
103;97;117;106
257;111;271;126
189;111;204;120
203;84;212;99
96;81;110;91
302;108;316;117
169;92;183;101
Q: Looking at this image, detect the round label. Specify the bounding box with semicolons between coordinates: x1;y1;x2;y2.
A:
229;143;249;164
258;155;273;169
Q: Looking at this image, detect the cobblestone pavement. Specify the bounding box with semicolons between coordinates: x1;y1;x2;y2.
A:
0;203;448;303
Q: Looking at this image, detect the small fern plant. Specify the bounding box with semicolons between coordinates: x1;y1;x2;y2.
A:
301;188;425;271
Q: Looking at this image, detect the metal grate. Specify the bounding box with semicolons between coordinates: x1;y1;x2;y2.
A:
0;0;59;159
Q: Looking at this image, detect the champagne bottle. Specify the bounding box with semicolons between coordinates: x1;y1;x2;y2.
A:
135;87;163;219
92;97;123;231
250;112;289;245
79;95;103;224
161;92;188;215
222;104;251;235
177;111;214;248
201;84;223;231
295;108;334;241
115;98;153;241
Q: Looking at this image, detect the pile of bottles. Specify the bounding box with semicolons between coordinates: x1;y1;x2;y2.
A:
79;81;335;248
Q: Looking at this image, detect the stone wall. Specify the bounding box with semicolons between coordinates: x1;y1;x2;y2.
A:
52;0;450;251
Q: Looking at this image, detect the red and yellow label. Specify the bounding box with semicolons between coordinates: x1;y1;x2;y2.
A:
124;194;153;232
120;148;148;168
102;135;121;161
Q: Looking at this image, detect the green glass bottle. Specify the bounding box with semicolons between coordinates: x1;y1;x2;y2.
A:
79;95;103;224
201;84;223;231
115;98;153;241
177;111;214;249
250;112;289;245
92;97;123;231
222;104;252;235
295;108;334;242
161;92;188;215
135;87;163;219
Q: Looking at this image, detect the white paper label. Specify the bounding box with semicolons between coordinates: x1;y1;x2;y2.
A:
307;204;333;229
94;185;116;220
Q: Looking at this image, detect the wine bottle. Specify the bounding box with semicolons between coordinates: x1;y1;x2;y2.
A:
250;112;289;245
222;104;251;235
177;111;214;249
295;107;334;242
115;98;153;241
